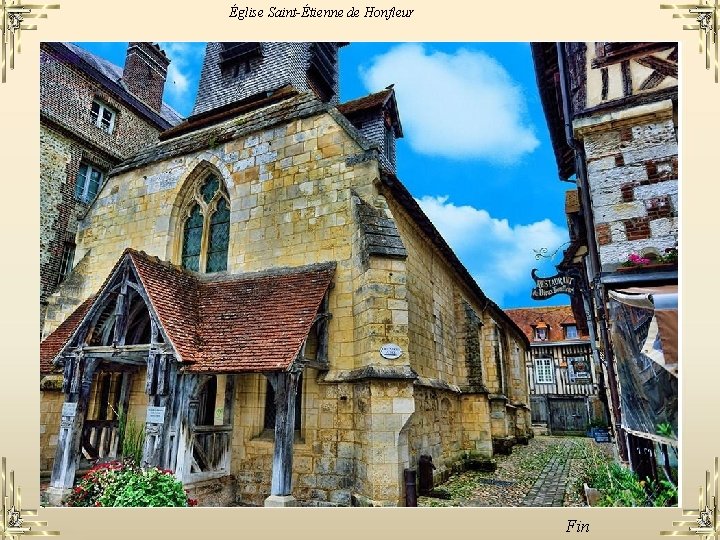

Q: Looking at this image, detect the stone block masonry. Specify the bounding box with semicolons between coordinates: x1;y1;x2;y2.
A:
576;100;678;270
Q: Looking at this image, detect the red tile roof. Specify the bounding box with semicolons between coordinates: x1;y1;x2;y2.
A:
504;305;589;344
40;296;95;373
41;249;335;374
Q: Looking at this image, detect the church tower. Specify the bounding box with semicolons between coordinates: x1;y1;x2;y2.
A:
192;42;343;116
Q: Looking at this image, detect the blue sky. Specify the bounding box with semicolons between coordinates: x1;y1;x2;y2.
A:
75;42;573;309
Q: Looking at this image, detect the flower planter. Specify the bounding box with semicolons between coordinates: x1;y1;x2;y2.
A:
616;263;677;273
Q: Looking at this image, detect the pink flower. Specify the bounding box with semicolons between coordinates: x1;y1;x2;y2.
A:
628;253;650;265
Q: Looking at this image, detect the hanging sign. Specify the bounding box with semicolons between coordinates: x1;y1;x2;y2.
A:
530;268;576;300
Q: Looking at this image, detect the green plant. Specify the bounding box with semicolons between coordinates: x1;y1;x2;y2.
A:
65;461;197;507
115;405;145;466
579;442;677;507
64;460;134;507
656;422;674;438
99;467;190;507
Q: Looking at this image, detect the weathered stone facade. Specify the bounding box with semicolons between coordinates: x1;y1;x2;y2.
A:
41;42;531;507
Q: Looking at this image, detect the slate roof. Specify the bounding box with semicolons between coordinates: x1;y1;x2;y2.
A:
353;192;407;260
529;43;576;181
338;87;403;137
40;249;335;374
504;305;589;344
49;42;183;128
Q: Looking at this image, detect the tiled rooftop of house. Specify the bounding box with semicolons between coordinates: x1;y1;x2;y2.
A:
504;305;589;343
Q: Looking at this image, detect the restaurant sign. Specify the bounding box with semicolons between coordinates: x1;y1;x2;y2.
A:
530;268;576;300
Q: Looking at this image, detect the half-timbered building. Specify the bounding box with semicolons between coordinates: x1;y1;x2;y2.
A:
531;42;678;482
505;306;607;435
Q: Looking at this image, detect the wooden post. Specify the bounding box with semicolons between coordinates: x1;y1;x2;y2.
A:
142;352;178;468
264;369;301;506
48;356;99;501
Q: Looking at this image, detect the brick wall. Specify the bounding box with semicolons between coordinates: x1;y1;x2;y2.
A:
122;43;169;113
40;44;170;309
40;46;166;158
40;126;115;306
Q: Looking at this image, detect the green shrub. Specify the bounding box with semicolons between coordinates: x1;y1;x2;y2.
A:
65;460;197;507
580;442;677;507
64;460;132;507
99;467;190;507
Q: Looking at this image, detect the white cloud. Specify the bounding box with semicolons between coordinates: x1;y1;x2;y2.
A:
360;43;539;164
417;195;567;305
158;42;205;112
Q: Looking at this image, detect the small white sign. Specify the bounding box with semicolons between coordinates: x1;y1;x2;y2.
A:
146;406;166;424
380;343;403;360
61;402;78;417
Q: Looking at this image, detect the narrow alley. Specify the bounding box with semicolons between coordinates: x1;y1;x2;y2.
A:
418;436;613;507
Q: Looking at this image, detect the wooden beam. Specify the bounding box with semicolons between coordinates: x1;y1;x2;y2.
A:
49;357;100;490
266;369;301;497
113;265;130;346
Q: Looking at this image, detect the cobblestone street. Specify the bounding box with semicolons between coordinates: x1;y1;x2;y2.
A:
418;435;614;507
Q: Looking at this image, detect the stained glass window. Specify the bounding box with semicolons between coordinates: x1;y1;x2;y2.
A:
206;198;230;273
180;173;230;274
182;204;203;271
200;175;220;203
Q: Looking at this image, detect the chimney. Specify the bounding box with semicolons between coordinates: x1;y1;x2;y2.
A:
122;42;170;113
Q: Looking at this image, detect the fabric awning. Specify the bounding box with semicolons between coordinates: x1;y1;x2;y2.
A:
608;285;677;376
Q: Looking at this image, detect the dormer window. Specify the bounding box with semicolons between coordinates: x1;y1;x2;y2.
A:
384;119;395;163
564;324;578;339
534;322;548;341
90;99;116;133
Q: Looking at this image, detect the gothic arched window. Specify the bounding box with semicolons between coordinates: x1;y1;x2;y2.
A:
181;174;230;273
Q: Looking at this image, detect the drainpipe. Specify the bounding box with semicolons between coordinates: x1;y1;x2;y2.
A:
556;42;628;461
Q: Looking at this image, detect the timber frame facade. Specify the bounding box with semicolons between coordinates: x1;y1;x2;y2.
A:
531;42;678;483
505;306;608;435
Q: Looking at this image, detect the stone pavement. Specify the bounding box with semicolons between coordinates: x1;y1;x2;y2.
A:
419;435;600;507
521;454;571;506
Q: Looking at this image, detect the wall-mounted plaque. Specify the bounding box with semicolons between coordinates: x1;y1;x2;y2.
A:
61;402;77;417
380;343;403;360
146;406;166;424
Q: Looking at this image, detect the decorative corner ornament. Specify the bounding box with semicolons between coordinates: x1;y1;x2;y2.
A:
0;0;60;83
661;0;719;82
0;457;59;538
661;457;719;538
